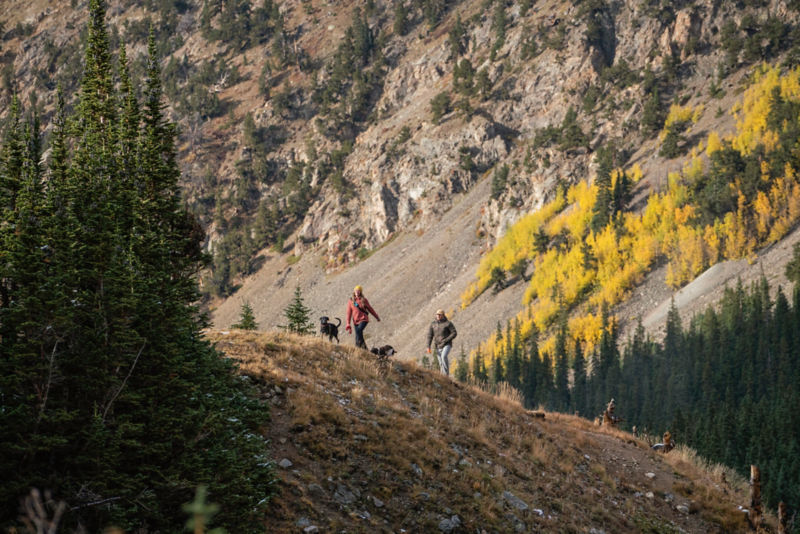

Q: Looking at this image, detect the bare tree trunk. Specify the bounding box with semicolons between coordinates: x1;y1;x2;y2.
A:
778;502;788;534
748;465;762;531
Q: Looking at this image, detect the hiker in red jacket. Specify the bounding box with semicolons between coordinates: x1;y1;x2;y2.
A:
345;285;380;349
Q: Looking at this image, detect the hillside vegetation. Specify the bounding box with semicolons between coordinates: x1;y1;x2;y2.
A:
208;329;757;533
467;65;800;355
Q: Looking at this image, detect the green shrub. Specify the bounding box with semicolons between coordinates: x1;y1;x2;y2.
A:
430;92;452;123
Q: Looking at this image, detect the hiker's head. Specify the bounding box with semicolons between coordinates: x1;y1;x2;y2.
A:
435;309;446;320
354;285;363;297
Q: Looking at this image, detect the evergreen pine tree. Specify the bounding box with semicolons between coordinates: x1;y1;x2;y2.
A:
491;163;509;200
283;285;315;334
611;169;631;219
490;352;505;386
538;351;554;408
0;2;275;530
640;87;663;137
571;339;587;416
785;243;800;286
521;328;540;407
505;320;523;388
233;301;259;330
393;1;409;36
448;14;467;58
0;95;24;315
454;347;469;382
491;2;507;55
559;106;587;151
469;347;486;383
591;146;613;231
659;123;684;158
553;318;570;411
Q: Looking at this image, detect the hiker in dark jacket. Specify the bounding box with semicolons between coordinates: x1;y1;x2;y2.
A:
426;309;457;375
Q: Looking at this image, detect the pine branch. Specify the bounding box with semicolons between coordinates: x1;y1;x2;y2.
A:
35;336;60;429
101;340;146;423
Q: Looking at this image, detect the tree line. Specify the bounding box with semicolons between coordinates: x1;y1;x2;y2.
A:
0;1;274;531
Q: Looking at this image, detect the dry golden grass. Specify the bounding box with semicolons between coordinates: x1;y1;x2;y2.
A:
204;330;757;533
494;381;525;408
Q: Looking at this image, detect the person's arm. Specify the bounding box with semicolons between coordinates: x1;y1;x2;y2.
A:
345;300;353;332
426;323;434;350
443;322;457;345
364;298;380;321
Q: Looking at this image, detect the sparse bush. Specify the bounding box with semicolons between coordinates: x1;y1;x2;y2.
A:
491;164;510;200
490;266;506;292
582;84;602;113
393;2;409;35
459;146;475;172
430;92;452;123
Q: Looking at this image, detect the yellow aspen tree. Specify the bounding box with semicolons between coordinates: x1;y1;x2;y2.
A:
703;222;723;264
569;312;603;352
706;131;723;156
753;190;773;240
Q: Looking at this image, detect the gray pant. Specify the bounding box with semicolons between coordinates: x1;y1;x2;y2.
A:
436;344;452;375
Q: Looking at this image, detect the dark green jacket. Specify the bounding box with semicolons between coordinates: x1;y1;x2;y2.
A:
427;319;457;349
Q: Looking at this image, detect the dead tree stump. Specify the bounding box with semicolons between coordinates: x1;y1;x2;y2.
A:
602;398;620;427
662;431;674;452
748;465;762;530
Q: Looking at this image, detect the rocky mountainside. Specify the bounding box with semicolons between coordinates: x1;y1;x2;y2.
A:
208;329;760;532
3;0;800;356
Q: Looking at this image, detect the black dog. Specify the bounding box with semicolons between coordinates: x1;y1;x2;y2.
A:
319;316;341;343
370;345;396;361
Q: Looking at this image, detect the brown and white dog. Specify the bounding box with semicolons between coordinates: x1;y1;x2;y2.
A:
370;345;396;361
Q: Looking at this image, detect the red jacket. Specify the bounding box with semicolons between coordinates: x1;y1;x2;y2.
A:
346;296;380;327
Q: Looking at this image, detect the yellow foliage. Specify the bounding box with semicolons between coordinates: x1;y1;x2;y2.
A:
538;335;556;358
462;190;567;307
683;155;705;183
467;66;800;358
568;313;603;351
627;164;644;183
754;190;772;240
659;104;703;142
703;223;722;264
548;181;595;241
664;225;707;288
664;103;701;128
730;65;800;156
706;131;723;156
762;130;780;153
532;294;561;333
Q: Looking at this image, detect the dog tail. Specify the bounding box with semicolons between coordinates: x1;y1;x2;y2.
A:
335;317;342;326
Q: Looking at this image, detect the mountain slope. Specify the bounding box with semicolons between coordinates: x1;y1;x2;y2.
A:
209;330;756;532
4;0;800;355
